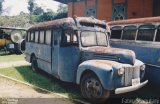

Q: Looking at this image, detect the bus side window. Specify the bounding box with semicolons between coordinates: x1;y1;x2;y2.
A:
45;30;51;45
61;30;78;47
137;24;155;41
155;26;160;42
35;31;39;43
27;32;30;42
111;26;122;39
30;32;35;42
40;31;45;44
122;26;137;40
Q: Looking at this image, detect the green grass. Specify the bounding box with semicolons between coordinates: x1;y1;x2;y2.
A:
0;54;25;62
0;65;81;99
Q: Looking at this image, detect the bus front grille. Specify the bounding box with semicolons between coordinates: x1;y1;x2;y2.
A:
93;53;119;61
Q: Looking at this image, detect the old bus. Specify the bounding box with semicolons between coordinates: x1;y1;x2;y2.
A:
108;16;160;85
25;17;147;102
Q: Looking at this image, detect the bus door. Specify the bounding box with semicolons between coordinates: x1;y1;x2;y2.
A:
52;30;61;78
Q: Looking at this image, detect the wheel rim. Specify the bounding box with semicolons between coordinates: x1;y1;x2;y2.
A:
84;77;103;98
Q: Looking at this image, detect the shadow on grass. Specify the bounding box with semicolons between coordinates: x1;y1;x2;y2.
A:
14;65;82;100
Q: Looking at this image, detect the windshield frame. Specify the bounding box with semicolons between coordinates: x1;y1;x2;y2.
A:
80;30;108;47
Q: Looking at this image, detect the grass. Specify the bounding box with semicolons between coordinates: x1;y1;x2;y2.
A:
0;65;81;99
0;54;25;62
0;66;159;104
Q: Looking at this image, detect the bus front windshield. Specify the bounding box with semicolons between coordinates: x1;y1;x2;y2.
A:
81;31;108;47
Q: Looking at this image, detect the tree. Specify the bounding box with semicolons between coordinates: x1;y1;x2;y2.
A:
28;0;35;15
34;11;56;22
53;11;67;20
33;7;44;15
57;3;67;13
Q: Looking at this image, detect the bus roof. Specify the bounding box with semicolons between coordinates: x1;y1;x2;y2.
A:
28;17;106;31
108;16;160;25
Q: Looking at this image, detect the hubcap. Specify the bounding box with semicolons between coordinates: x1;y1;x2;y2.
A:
85;78;103;98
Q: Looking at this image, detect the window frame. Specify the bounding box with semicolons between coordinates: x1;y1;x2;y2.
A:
39;30;45;44
110;26;123;39
136;24;156;42
60;29;79;47
34;31;39;43
45;30;52;46
30;31;35;42
80;30;108;47
122;25;137;40
155;25;160;42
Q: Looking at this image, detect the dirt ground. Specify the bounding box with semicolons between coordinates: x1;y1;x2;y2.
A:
0;60;30;68
0;77;73;104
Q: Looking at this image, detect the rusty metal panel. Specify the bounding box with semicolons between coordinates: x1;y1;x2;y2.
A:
108;16;160;25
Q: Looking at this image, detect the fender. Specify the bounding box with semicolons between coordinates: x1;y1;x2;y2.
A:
76;60;115;90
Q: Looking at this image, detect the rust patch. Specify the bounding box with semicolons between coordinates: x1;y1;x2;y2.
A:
28;17;74;31
28;17;106;31
89;60;115;67
108;16;160;25
87;47;134;56
76;17;106;26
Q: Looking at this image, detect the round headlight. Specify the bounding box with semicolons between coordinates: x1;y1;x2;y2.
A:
140;65;145;71
118;68;125;75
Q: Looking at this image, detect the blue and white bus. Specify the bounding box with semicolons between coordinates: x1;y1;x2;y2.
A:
108;16;160;85
25;17;147;102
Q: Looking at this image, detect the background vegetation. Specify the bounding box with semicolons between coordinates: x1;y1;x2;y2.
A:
0;0;68;28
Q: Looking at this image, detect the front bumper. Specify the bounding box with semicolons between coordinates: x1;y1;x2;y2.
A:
115;80;148;94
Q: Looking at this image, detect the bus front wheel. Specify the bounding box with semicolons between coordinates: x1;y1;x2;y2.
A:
31;56;38;72
80;73;110;103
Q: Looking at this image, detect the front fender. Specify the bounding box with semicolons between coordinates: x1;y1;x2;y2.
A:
76;60;115;90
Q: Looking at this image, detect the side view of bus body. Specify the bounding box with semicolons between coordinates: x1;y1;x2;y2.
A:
108;16;160;85
25;17;147;101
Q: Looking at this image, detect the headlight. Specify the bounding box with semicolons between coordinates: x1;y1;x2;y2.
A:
118;68;125;75
140;64;145;71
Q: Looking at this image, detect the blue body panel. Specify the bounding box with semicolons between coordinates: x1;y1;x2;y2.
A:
59;47;80;82
110;40;160;85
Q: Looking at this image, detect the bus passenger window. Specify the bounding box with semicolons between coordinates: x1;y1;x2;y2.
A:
137;25;155;41
30;32;34;42
155;26;160;42
35;31;39;43
122;26;137;40
27;32;30;42
111;26;122;39
40;31;44;44
45;30;51;45
61;30;78;47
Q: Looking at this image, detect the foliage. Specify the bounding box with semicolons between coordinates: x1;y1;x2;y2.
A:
0;14;31;28
33;3;68;22
57;4;68;13
28;0;35;15
33;6;44;15
0;3;68;27
34;11;56;22
34;10;67;22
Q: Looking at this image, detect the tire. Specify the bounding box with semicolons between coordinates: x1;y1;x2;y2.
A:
80;73;110;103
31;56;38;72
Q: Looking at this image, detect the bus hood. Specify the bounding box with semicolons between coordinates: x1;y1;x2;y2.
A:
82;47;136;65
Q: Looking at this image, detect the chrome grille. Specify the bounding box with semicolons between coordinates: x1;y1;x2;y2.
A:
124;66;140;86
93;53;119;61
124;67;133;86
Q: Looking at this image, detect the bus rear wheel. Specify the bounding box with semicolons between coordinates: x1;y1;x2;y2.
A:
80;73;110;103
31;56;38;72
